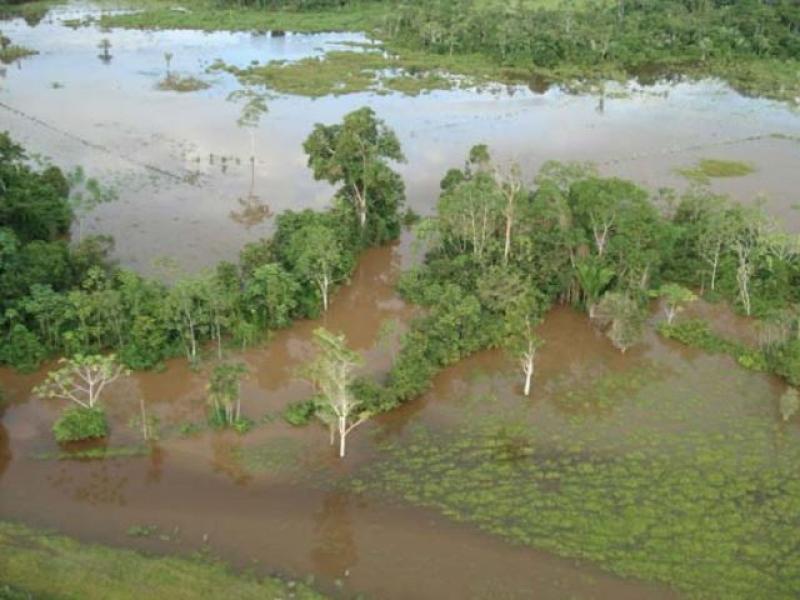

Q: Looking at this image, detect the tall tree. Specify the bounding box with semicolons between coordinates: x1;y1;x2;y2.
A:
303;107;405;239
34;354;128;409
302;328;369;458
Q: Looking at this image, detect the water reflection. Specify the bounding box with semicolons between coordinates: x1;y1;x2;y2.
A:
49;462;130;506
311;490;357;578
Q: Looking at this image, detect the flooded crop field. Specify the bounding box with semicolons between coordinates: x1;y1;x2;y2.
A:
1;2;799;599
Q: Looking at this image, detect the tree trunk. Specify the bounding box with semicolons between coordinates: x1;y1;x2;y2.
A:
523;359;533;396
338;416;347;458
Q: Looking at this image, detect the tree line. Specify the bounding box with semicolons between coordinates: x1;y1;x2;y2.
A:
0;106;406;372
352;145;800;415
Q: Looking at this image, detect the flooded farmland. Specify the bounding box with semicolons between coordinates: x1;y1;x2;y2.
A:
1;2;800;599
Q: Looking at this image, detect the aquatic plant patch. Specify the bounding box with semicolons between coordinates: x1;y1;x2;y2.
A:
676;159;756;183
354;363;800;599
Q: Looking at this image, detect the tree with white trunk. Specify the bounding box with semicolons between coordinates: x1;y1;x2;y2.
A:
302;328;369;458
654;283;697;325
34;354;128;409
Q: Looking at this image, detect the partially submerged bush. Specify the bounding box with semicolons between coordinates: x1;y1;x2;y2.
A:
283;398;317;426
156;75;211;92
53;407;108;443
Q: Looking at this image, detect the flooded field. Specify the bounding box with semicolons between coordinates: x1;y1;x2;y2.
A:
2;3;800;599
1;4;799;273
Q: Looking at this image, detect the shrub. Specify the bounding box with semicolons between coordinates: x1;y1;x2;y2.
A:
767;339;800;387
52;407;108;443
283;399;317;426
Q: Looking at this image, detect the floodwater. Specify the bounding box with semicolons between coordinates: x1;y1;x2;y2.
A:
1;3;799;599
1;3;799;273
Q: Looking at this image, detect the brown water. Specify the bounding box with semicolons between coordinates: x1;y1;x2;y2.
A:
1;3;799;598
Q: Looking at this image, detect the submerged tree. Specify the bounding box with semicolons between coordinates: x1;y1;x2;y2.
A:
575;257;614;319
207;362;248;427
34;354;128;409
66;167;117;241
97;38;112;63
595;292;645;353
303;107;405;240
302;328;369;458
655;283;697;325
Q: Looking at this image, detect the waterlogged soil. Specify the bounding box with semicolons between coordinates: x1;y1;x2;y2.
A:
1;3;800;599
1;3;800;273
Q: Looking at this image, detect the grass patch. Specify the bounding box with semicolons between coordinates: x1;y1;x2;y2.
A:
156;74;211;92
0;520;328;599
658;319;767;372
98;0;387;33
676;159;756;183
211;50;457;97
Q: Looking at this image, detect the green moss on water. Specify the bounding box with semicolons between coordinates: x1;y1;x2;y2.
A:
676;159;756;183
0;520;328;599
355;361;800;599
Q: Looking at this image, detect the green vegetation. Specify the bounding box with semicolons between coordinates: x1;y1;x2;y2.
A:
52;406;108;442
0;1;60;25
339;146;800;420
301;327;371;458
94;0;800;103
98;0;387;33
283;398;318;426
0;520;328;599
354;364;800;599
211;49;460;97
677;158;757;183
32;444;149;460
0;107;405;374
156;74;212;92
0;35;37;64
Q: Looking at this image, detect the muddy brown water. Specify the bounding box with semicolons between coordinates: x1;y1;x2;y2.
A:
1;2;799;598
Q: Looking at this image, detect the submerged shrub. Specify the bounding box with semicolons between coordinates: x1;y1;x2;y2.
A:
53;407;108;443
283;398;317;426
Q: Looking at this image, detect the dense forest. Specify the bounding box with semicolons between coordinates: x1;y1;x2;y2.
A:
202;0;800;99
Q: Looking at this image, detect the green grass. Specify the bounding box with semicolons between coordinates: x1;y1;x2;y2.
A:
676;158;756;183
354;361;800;599
211;50;459;97
97;0;388;33
0;520;328;600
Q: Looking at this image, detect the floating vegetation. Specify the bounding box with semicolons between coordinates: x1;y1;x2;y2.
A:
31;445;150;461
676;158;756;182
126;524;159;538
232;437;308;474
210;51;458;98
0;34;37;64
156;74;212;93
354;362;800;599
